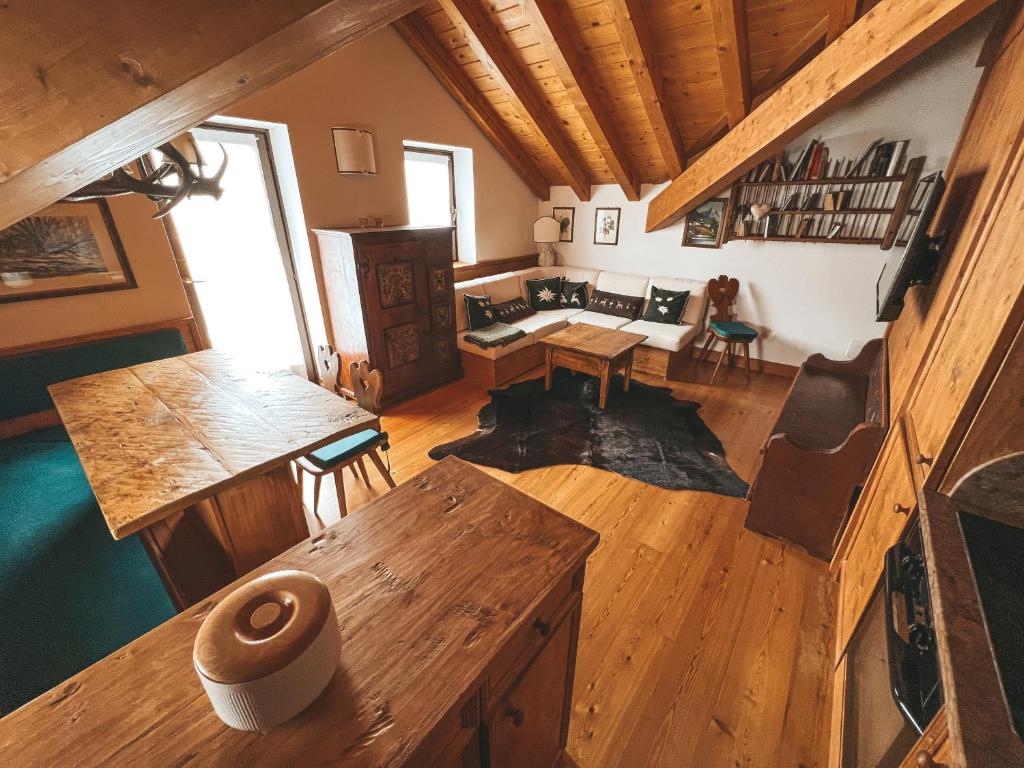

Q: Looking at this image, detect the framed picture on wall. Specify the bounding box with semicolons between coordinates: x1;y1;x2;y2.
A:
593;207;621;246
682;198;728;248
552;207;575;242
0;200;136;303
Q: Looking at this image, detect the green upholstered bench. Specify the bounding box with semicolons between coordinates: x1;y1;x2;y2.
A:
0;326;191;714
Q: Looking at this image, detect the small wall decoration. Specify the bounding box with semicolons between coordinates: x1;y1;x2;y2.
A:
593;207;621;246
552;207;575;242
682;198;728;248
0;200;136;303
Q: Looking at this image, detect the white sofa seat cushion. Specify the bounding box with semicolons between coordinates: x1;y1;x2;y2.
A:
595;270;650;298
646;276;708;326
567;311;632;330
621;320;701;352
510;308;582;338
457;329;536;360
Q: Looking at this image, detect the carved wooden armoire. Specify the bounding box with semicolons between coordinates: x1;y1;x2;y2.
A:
314;226;461;407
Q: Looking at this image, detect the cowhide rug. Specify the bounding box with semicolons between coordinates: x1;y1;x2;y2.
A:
429;369;748;497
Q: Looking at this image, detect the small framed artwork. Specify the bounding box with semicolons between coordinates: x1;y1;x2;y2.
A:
0;200;136;303
593;207;621;246
552;206;575;242
682;198;728;248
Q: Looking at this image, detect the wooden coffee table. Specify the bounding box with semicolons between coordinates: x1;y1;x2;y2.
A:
541;323;647;408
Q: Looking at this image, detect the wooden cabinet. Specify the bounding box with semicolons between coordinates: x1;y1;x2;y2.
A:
314;226;462;406
489;608;577;768
833;420;917;656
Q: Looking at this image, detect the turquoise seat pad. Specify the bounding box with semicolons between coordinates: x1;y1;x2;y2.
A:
710;321;758;340
308;429;386;469
0;430;175;715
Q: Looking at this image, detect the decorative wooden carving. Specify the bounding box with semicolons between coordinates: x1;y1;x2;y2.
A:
384;323;420;369
430;267;448;296
377;262;415;308
432;302;453;330
707;274;740;322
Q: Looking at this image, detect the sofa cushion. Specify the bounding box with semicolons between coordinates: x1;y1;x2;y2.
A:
478;274;523;303
454;277;488;332
510;308;581;339
526;276;564;311
0;328;188;423
646;276;708;326
563;266;600;285
642;286;690;324
595;270;650;298
567;311;632;330
492;297;535;323
457;329;537;360
622;320;702;352
589;289;644;320
560;280;589;310
0;431;175;713
463;294;496;331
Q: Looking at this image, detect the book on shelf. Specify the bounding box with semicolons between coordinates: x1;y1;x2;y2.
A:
793;139;818;180
871;142;897;176
886;139;909;176
847;138;883;177
797;218;813;238
826;222;844;239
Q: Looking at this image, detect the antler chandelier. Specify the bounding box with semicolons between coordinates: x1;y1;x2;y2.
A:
63;133;227;219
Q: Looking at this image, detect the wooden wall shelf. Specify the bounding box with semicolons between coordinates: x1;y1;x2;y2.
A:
724;156;926;249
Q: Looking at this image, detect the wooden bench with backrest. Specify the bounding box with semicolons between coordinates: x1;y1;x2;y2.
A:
744;338;888;560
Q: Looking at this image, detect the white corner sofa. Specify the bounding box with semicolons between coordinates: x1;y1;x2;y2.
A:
454;265;709;386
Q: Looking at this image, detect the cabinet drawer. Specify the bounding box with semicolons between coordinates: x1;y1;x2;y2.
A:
409;690;482;767
487;570;578;707
836;423;917;657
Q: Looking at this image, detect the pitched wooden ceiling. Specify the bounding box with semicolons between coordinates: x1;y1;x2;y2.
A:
394;0;872;201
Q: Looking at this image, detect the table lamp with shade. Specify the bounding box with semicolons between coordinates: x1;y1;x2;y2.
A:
534;215;561;267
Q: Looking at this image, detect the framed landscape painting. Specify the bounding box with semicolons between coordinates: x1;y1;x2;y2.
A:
682;198;727;248
552;206;575;242
0;200;136;303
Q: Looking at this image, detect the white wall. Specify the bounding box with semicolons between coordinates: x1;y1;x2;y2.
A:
542;15;991;366
226;26;538;263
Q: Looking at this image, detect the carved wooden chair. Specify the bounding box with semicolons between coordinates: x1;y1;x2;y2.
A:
294;349;395;519
698;274;759;384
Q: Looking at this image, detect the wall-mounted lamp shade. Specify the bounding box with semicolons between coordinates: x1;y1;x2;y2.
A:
534;216;561;244
332;128;377;175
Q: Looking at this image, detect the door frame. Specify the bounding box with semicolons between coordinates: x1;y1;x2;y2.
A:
161;121;318;381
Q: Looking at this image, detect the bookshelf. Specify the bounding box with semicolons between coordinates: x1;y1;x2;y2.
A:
723;156;926;249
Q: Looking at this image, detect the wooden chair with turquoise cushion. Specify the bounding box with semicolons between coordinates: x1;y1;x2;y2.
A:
697;275;759;384
294;356;395;520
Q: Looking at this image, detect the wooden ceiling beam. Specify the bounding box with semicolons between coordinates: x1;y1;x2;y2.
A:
751;16;829;108
646;0;997;232
606;0;687;179
0;0;425;231
437;0;592;201
709;0;751;129
827;0;860;43
520;0;641;200
394;13;550;200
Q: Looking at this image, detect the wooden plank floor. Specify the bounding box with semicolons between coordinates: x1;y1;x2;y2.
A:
301;361;836;768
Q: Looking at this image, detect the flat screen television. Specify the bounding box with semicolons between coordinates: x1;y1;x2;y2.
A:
876;172;946;322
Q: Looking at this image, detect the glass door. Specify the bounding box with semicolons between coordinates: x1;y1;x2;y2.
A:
167;125;314;377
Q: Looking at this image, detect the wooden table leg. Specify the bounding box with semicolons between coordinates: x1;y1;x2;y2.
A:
544;346;554;390
598;360;610;408
727;341;734;368
743;342;752;383
622;351;634;392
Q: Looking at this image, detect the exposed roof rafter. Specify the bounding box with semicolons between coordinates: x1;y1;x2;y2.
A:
521;0;641;200
393;13;551;199
646;0;998;231
606;0;687;179
437;0;593;201
827;0;860;43
709;0;751;129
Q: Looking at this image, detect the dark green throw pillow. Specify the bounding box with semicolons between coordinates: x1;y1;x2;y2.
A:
560;281;589;309
642;286;690;324
464;294;495;330
493;297;535;323
526;277;564;311
590;289;644;320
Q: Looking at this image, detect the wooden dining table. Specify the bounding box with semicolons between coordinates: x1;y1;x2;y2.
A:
47;349;378;609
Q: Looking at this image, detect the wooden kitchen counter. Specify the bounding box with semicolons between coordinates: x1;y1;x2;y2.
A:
0;457;599;767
